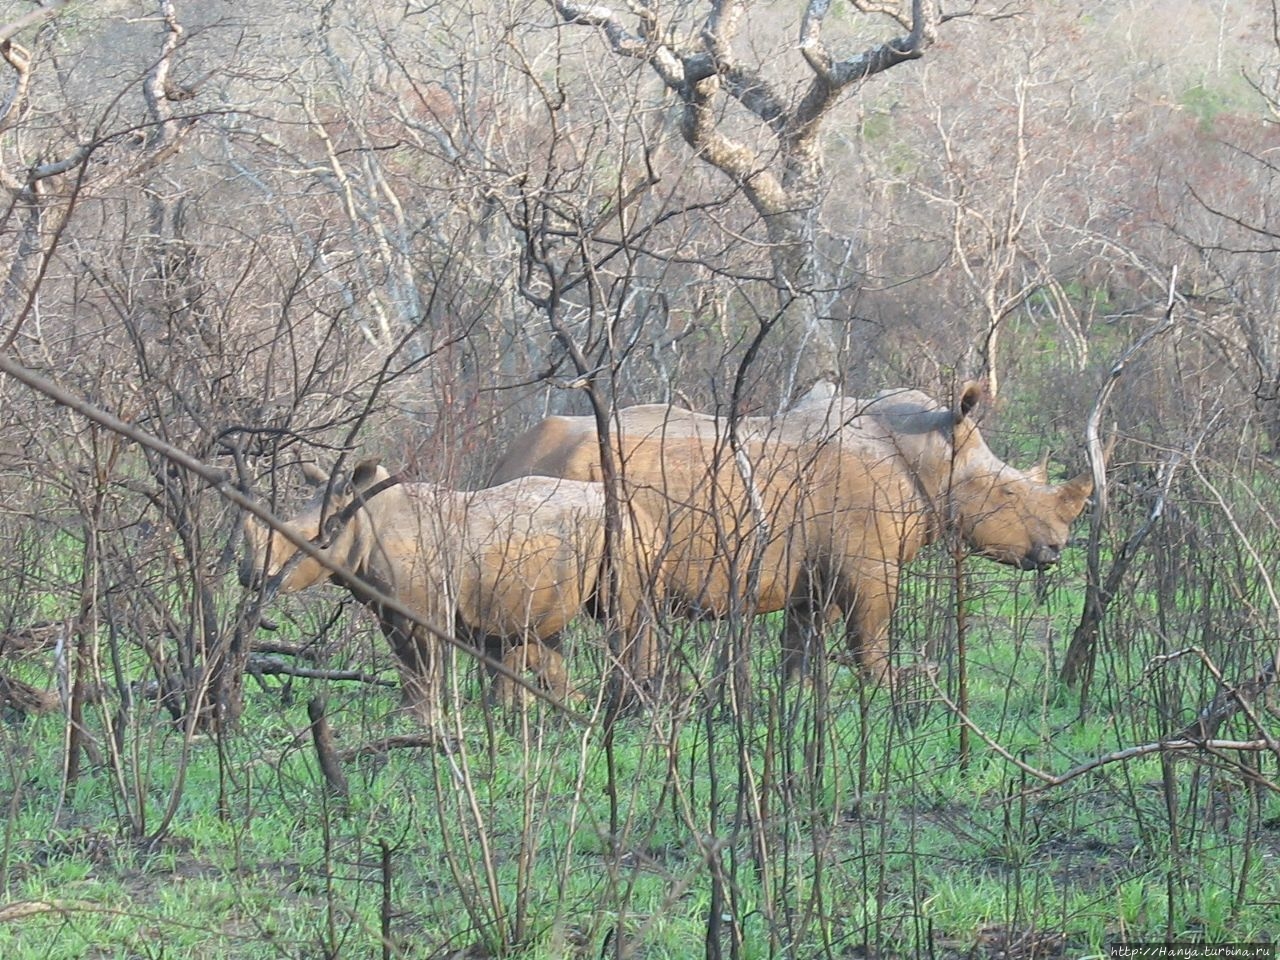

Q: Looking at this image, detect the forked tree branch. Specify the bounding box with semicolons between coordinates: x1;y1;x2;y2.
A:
551;0;941;217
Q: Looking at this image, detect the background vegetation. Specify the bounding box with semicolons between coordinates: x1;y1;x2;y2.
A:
1;1;1279;957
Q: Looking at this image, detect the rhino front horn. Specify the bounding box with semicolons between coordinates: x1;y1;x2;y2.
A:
1059;471;1094;512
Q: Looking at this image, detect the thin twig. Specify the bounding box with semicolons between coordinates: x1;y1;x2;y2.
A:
926;671;1280;797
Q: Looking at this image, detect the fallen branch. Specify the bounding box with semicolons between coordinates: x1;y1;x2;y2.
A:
0;900;75;923
1169;646;1279;744
0;672;57;716
926;671;1280;796
250;639;320;661
1035;737;1280;794
337;733;453;761
0;621;66;658
246;655;396;687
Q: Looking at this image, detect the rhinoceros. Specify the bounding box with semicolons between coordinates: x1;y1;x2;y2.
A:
240;460;664;724
488;383;1092;681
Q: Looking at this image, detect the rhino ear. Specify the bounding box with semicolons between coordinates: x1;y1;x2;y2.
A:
955;380;985;423
350;458;384;492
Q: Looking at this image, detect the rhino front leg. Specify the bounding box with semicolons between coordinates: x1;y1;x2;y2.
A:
384;620;444;728
832;560;900;684
780;600;829;683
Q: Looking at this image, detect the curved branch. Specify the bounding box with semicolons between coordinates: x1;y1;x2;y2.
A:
801;0;936;89
721;64;788;131
700;0;743;69
796;0;937;139
680;83;789;217
0;1;72;46
551;0;685;86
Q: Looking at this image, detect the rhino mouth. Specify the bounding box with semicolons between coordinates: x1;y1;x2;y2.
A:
1018;544;1062;570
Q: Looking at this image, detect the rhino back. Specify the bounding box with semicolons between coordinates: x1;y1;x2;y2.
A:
452;478;608;638
488;416;596;484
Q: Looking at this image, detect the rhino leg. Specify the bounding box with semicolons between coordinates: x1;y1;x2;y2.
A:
611;584;663;700
780;563;847;683
383;619;444;727
780;600;829;682
833;562;899;683
598;522;665;704
494;641;571;709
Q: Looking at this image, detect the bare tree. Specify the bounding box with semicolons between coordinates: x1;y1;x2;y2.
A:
547;0;946;404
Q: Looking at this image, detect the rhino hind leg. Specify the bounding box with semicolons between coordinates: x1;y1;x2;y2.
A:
592;537;666;708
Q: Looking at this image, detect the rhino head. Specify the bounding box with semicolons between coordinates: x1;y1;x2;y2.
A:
239;459;388;592
946;383;1093;570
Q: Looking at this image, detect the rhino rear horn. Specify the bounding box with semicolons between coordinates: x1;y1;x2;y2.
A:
300;462;329;486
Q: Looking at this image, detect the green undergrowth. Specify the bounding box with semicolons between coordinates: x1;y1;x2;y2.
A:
2;570;1279;958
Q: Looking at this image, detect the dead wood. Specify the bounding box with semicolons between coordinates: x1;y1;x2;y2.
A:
337;733;453;761
0;671;57;716
0;621;65;658
247;655;396;687
1175;653;1279;742
306;697;349;802
249;639;320;661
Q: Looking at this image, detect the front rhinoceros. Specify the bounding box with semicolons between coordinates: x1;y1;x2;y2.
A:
488;382;1091;683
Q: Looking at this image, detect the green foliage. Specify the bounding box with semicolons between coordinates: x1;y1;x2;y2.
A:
4;528;1280;957
6;436;1280;958
1180;82;1235;129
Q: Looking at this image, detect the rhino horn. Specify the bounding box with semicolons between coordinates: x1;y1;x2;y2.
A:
1028;450;1051;484
1058;470;1094;512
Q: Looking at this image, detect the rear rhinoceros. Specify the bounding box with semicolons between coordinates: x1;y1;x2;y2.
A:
488;383;1092;682
241;461;664;724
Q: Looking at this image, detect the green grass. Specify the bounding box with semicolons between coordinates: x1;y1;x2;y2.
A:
3;560;1280;958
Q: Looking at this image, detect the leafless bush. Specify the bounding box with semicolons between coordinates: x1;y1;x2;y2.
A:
1;2;1279;956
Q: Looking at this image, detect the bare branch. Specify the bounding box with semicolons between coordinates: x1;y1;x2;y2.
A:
0;348;588;719
851;0;915;31
248;656;397;687
802;0;936;91
0;0;72;46
551;0;685;85
928;671;1280;796
0;39;32;143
